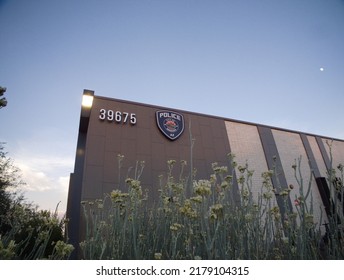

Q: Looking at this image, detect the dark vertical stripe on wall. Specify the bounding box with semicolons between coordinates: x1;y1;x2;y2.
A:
300;134;321;178
257;126;292;216
301;134;332;217
66;132;87;259
315;137;342;218
316;136;331;171
66;96;92;259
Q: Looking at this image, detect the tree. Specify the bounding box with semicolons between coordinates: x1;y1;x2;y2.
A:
0;143;24;233
0;143;73;259
0;86;7;109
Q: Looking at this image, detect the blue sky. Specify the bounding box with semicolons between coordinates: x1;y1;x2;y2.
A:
1;0;343;215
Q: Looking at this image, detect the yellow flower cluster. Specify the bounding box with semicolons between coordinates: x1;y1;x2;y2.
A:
209;203;223;220
262;191;273;200
125;178;143;197
53;240;74;259
179;199;198;219
194;180;211;196
170;223;183;232
96;199;104;209
270;206;281;220
154;252;162;260
110;189;129;203
190;195;203;204
212;162;228;174
125;178;141;190
304;214;314;227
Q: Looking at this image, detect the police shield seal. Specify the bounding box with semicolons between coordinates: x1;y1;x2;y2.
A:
156;110;185;141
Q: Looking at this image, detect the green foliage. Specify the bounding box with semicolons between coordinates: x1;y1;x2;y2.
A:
0;203;73;259
0;86;7;109
80;153;344;260
0;143;25;234
0;143;74;259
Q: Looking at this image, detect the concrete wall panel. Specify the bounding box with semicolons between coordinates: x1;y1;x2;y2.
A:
273;130;326;226
307;135;328;178
225;121;270;202
68;92;344;257
322;138;344;171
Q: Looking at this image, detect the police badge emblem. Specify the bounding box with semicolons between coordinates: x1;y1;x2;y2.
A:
156;110;185;141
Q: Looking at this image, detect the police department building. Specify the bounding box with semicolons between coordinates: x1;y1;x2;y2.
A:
67;89;344;256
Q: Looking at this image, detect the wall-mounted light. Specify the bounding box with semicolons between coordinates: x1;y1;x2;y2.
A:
82;90;94;108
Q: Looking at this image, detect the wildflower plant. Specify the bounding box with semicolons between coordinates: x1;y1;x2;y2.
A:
79;152;344;260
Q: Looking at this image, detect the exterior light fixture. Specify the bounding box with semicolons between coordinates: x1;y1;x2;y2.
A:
80;89;94;125
82;91;94;108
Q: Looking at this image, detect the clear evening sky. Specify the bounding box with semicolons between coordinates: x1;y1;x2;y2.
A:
1;0;343;214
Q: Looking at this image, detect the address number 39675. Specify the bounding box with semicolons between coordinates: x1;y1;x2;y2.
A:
99;109;137;125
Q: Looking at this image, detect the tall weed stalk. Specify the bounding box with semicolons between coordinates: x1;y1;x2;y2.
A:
79;153;343;260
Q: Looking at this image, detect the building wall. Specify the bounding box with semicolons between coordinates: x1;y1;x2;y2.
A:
322;138;344;172
225;121;273;203
307;135;328;178
67;92;344;257
273;130;326;226
81;96;232;204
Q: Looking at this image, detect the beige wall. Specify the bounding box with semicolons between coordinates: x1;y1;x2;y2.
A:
225;121;274;203
307;135;328;178
322;138;344;172
273;130;327;227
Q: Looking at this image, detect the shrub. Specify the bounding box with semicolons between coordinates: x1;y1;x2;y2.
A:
0;143;74;260
0;202;74;259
